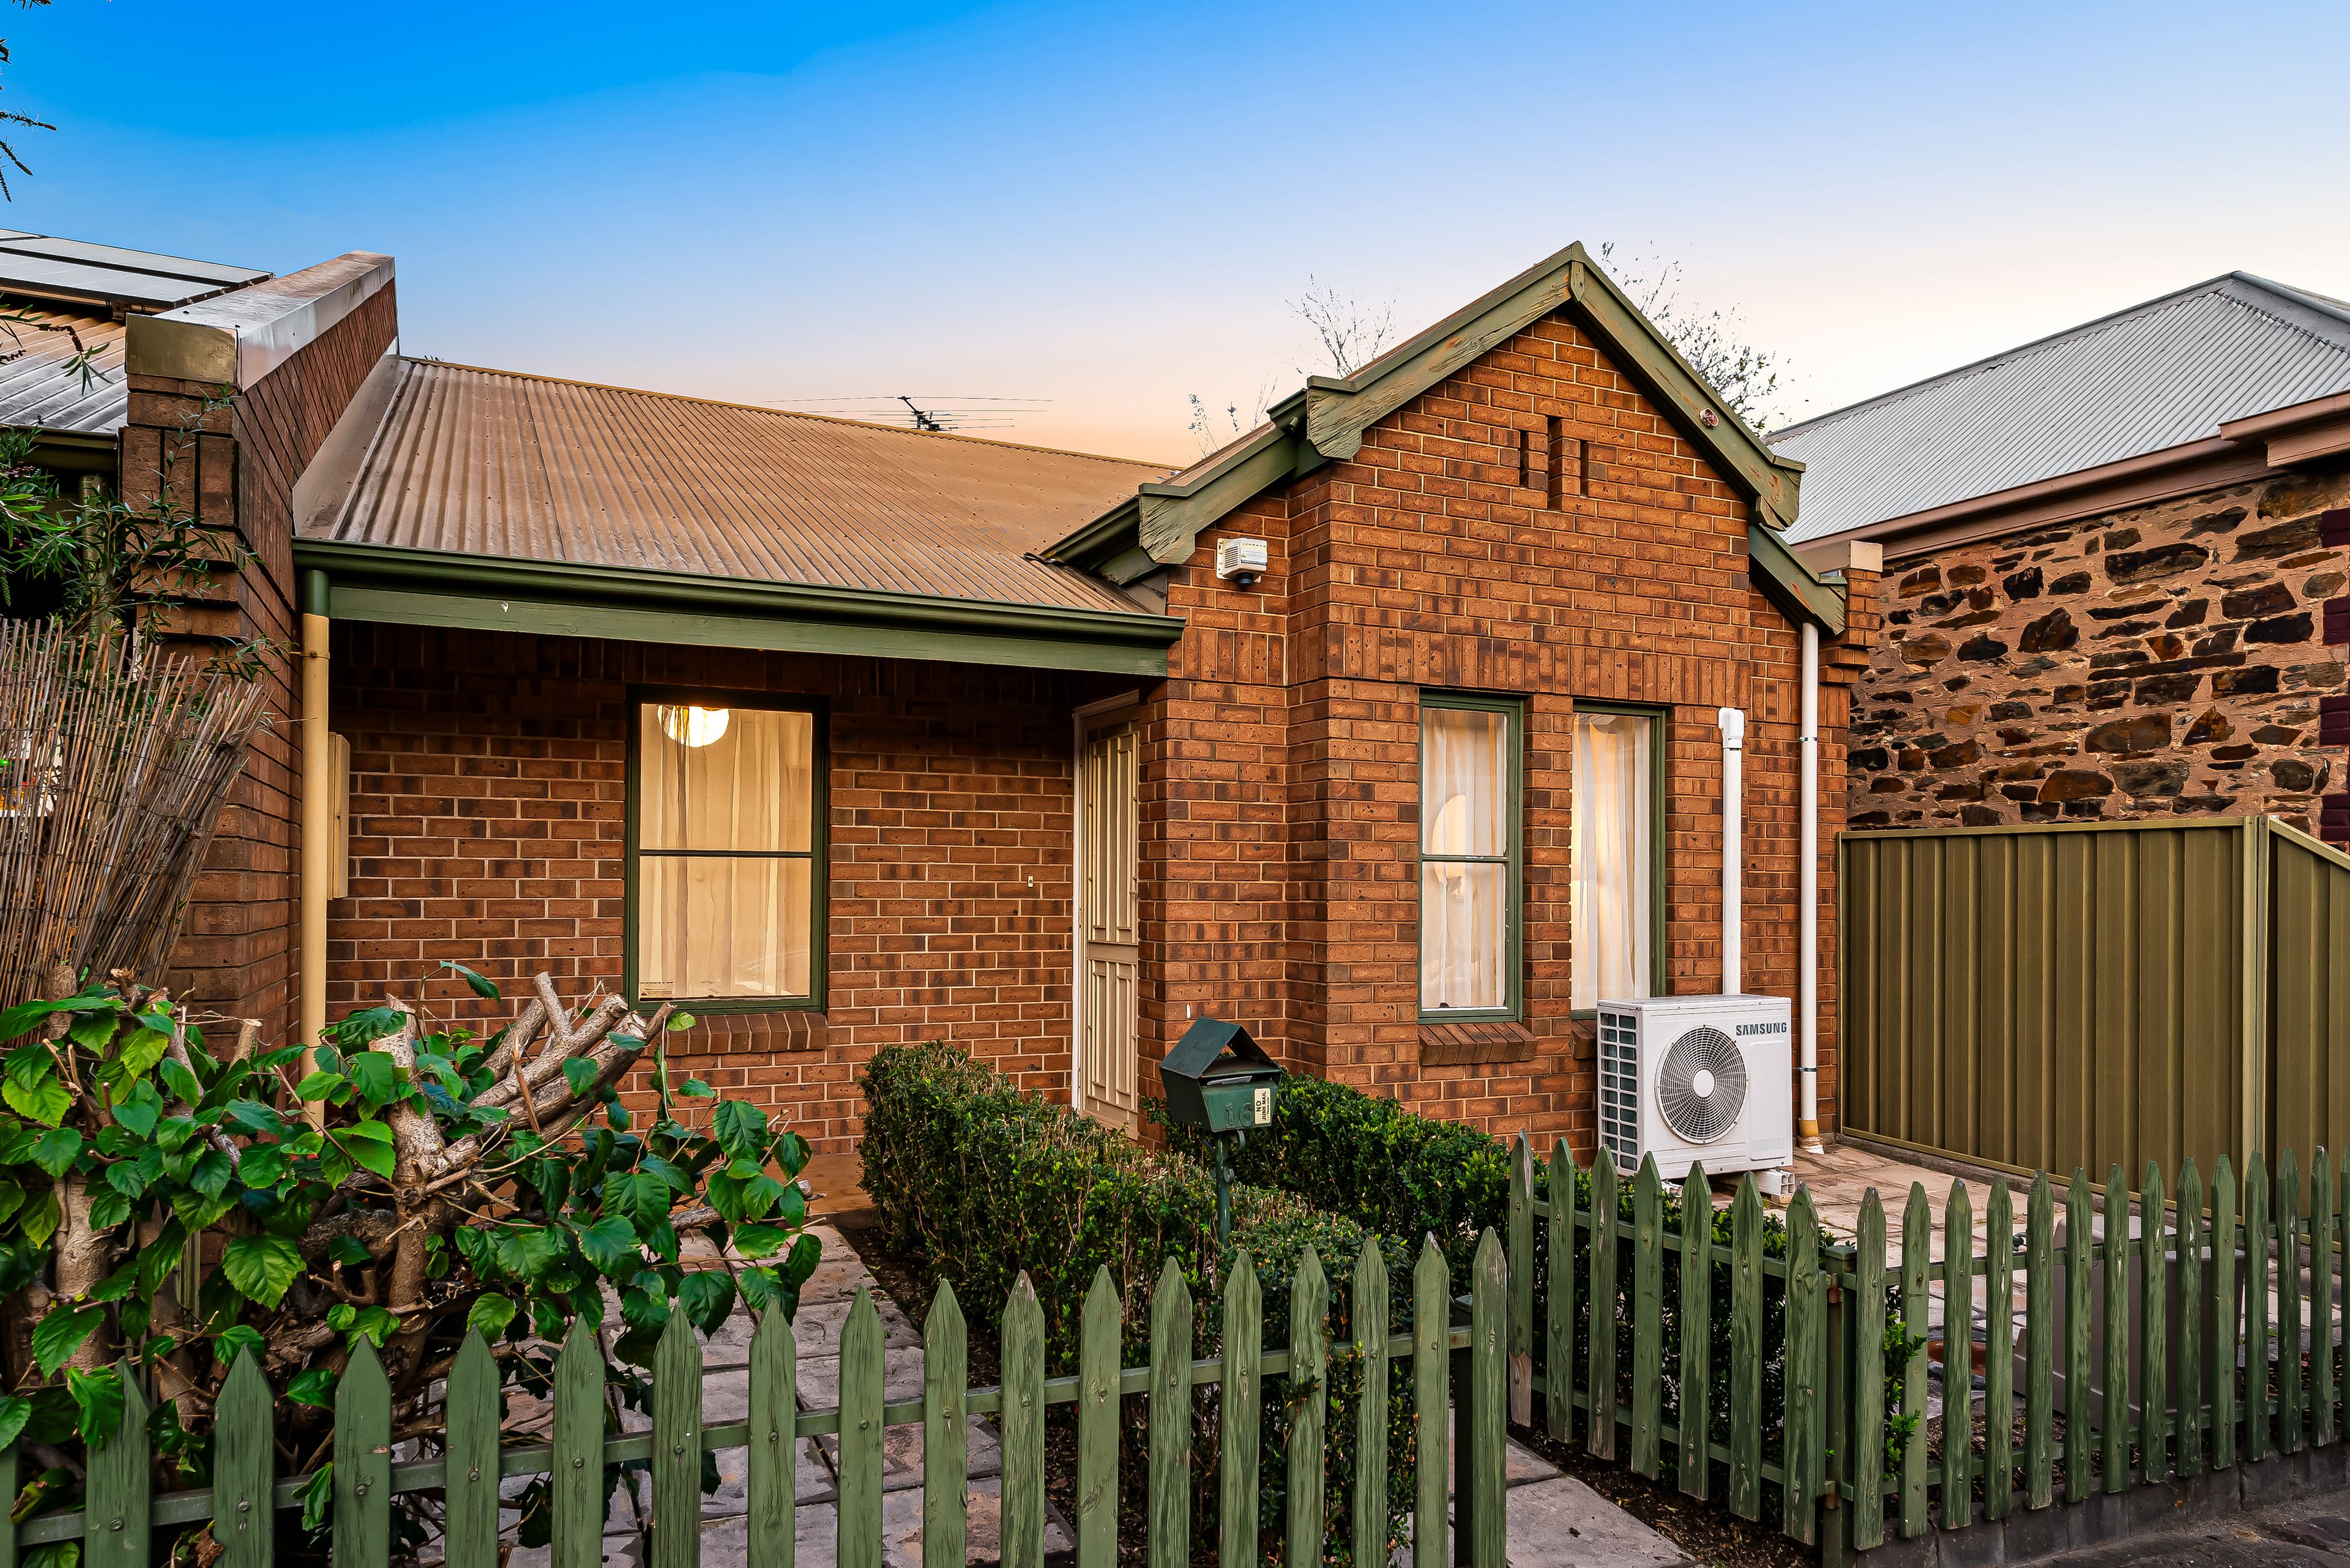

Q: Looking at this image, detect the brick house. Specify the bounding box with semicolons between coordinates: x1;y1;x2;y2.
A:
1776;272;2350;844
78;240;1879;1154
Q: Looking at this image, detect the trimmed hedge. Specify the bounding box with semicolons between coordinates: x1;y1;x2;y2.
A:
1163;1072;1513;1269
858;1043;1418;1565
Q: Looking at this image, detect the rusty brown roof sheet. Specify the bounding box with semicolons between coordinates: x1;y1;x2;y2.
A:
0;304;125;435
313;358;1178;615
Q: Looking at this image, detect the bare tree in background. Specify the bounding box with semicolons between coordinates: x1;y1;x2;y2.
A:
1291;275;1395;377
1186;384;1276;458
1598;242;1788;432
0;1;53;198
1183;277;1396;457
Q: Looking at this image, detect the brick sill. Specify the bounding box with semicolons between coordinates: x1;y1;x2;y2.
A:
1419;1020;1537;1067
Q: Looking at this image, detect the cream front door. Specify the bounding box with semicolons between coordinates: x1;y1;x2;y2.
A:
1078;717;1140;1129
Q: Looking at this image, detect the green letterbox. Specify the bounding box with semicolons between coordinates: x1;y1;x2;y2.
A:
1160;1018;1282;1134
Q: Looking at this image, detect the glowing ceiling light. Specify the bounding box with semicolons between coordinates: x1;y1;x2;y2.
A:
658;705;731;748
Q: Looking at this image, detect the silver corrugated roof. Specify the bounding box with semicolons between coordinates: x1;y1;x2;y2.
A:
0;231;269;313
1774;272;2350;542
315;359;1176;615
0;305;124;434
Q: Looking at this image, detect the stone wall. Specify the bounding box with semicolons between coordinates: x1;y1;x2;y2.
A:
1848;463;2350;834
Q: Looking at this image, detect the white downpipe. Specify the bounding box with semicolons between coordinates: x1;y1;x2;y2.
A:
1715;706;1745;996
1799;624;1823;1152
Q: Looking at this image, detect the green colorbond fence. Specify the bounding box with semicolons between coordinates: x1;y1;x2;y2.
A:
1840;816;2350;1184
10;1234;1510;1568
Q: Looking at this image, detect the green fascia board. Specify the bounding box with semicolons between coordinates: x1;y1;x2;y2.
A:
296;539;1182;678
1560;253;1804;521
1136;425;1301;564
12;426;117;481
1747;521;1846;635
1042;239;1814;591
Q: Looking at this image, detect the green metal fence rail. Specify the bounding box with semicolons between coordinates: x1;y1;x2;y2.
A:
1840;815;2350;1184
9;1233;1511;1568
1501;1133;2350;1561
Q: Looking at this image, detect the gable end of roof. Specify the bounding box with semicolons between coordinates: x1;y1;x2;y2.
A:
1046;241;1838;628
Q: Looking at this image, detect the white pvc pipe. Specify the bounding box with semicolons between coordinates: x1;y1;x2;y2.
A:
1799;624;1822;1151
1716;706;1745;995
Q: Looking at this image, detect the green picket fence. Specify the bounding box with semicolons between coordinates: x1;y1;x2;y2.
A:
12;1234;1512;1568
1504;1134;2350;1561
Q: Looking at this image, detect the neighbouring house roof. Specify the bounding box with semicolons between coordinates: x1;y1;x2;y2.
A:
0;231;269;314
1042;239;1850;635
1774;272;2350;544
0;234;272;450
0;304;125;435
295;357;1188;677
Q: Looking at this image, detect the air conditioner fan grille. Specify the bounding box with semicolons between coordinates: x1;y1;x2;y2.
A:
1656;1025;1747;1144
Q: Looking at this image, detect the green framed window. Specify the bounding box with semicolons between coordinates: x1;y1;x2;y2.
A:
1417;692;1523;1021
1570;701;1666;1012
625;689;828;1014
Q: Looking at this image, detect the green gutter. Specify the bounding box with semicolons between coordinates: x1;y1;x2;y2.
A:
1746;521;1846;636
294;539;1184;678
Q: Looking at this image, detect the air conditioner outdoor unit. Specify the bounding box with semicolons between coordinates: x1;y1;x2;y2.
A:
1595;994;1793;1181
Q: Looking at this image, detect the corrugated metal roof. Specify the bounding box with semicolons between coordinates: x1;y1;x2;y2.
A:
0;231;269;313
315;359;1177;615
1774;272;2350;542
0;304;125;434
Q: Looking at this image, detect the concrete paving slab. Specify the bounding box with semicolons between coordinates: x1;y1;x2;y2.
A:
699;1477;1071;1567
813;1413;1004;1491
1500;1476;1688;1567
793;1293;922;1359
1506;1436;1559;1487
794;1346;927;1407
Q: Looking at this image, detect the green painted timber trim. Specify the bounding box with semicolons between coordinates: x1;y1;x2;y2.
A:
1135;424;1299;566
1040;241;1835;630
1562;255;1802;520
1747;521;1846;635
296;539;1181;678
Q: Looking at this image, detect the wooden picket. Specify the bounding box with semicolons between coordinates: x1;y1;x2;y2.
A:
48;1140;2350;1568
4;1230;1507;1568
1501;1139;2350;1560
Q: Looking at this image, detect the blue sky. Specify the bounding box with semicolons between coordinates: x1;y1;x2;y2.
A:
10;1;2349;460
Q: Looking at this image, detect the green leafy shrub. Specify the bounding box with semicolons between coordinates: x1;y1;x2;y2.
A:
1160;1072;1512;1271
860;1043;1427;1565
0;965;819;1564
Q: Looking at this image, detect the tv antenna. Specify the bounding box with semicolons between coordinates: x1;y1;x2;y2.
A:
763;394;1050;433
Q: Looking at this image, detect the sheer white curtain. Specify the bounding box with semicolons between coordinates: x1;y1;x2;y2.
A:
639;705;816;999
1421;707;1509;1011
1572;712;1652;1009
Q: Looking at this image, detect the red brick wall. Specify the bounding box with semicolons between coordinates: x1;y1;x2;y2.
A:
326;624;1127;1148
1134;309;1874;1154
146;279;400;1037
